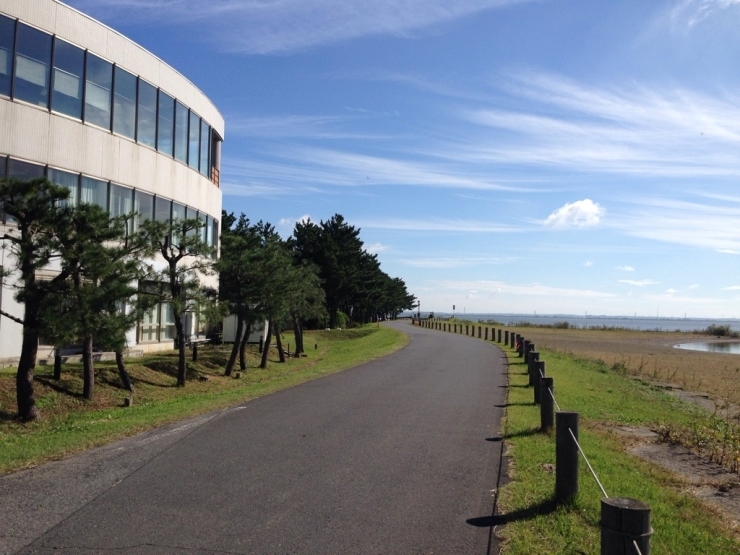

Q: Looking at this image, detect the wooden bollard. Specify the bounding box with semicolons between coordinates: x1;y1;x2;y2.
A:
484;328;488;340
530;352;540;390
454;324;457;333
497;329;502;343
540;377;554;431
478;326;482;338
466;325;469;335
504;330;509;345
555;411;579;505
512;333;518;349
601;498;652;555
521;339;529;359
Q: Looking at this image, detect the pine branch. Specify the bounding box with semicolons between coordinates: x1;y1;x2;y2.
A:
0;308;25;326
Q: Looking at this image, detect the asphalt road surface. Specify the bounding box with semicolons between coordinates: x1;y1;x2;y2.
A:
1;321;508;555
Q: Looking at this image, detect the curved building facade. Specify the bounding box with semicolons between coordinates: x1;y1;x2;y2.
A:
0;0;224;361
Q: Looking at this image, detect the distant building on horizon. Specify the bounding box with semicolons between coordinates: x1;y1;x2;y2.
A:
0;0;224;363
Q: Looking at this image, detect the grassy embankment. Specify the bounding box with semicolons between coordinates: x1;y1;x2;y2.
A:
0;325;407;475
428;319;740;554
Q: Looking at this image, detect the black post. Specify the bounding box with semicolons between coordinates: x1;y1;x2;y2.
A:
529;351;540;389
192;342;198;362
555;411;579;505
540;377;554;431
54;351;62;380
498;329;502;343
485;328;488;340
259;336;264;353
466;325;469;335
601;498;652;555
504;330;509;345
454;324;457;333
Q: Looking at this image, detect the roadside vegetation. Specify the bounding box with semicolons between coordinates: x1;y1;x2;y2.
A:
0;325;407;475
432;318;740;552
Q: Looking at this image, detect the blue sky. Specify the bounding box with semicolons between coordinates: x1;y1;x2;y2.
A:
67;0;740;318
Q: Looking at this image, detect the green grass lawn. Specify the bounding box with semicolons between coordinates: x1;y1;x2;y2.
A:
498;342;740;554
0;325;408;475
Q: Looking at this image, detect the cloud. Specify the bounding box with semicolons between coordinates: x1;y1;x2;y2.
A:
584;261;594;267
666;288;679;294
544;199;605;228
619;279;660;287
68;0;532;54
718;249;740;254
670;0;740;28
365;242;389;254
689;284;700;289
398;256;514;268
721;285;740;291
357;218;524;233
277;214;312;229
617;266;635;272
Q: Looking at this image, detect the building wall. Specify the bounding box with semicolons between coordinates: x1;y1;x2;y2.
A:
0;0;224;361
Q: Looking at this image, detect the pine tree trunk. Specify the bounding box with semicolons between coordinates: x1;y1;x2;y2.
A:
115;350;134;392
82;335;95;400
225;315;243;376
239;322;251;371
259;321;272;369
175;316;186;386
293;316;302;357
17;325;41;421
275;321;286;363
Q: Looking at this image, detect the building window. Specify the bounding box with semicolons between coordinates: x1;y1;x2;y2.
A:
48;168;79;207
188;111;200;171
0;155;7;178
154;196;171;224
109;183;133;232
8;159;44;179
112;66;136;139
199;120;210;177
84;54;112;130
174;101;188;163
133;190;153;231
211;218;219;251
0;15;14;97
50;38;84;119
80;176;108;209
13;23;52;108
137;79;157;148
137;282;175;343
157;91;174;156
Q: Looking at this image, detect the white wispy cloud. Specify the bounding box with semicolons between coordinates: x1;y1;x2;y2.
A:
612;197;740;252
620;279;660;287
356;218;524;233
544;199;604;228
398;256;514;268
721;285;740;291
616;266;635;272
439;279;616;299
459;72;740;178
584;261;594;267
68;0;531;54
225;115;391;140
670;0;740;28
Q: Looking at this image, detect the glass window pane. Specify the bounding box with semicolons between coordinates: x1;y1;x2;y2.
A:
172;201;185;223
109;183;132;217
0;15;16;97
8;159;44;179
137;79;156;148
133;190;153;231
139;304;159;342
154;196;171;223
13;23;52;107
198;212;207;243
161;302;175;339
112;66;136;139
205;215;212;247
188;111;200;170
157;91;174;156
174;101;188;163
211;218;218;249
199;121;210;177
48;168;78;207
0;155;6;179
84;54;112;129
80;176;108;209
50;38;84;119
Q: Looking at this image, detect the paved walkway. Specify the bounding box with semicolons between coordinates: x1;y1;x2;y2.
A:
1;321;508;555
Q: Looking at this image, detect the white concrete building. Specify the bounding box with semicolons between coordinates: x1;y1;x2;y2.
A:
0;0;224;363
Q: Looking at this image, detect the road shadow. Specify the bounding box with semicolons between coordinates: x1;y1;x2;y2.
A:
467;498;556;528
502;427;540;439
495;402;533;408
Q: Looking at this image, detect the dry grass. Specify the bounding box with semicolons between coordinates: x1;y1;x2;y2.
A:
508;327;740;410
